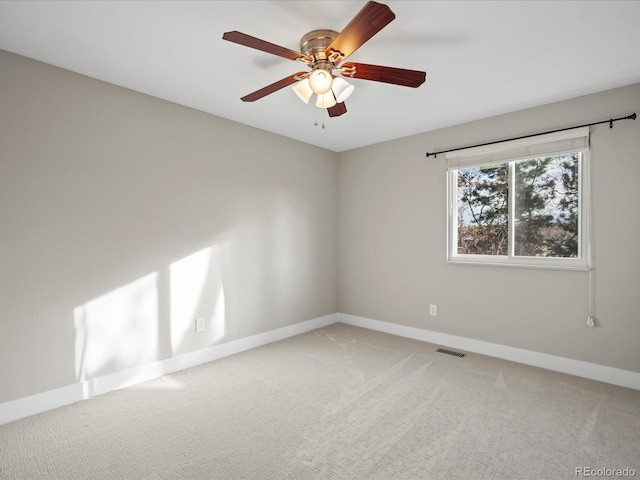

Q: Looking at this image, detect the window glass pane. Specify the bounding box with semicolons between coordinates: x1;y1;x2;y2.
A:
514;153;579;257
456;164;508;255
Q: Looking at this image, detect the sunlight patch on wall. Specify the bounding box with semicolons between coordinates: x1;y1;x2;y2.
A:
211;283;226;342
74;272;159;381
170;245;226;354
170;247;212;348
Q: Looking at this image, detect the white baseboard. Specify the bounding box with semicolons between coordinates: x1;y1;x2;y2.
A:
0;313;338;426
0;383;85;427
338;313;640;391
3;311;637;426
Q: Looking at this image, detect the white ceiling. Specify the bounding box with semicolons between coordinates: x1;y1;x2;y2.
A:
1;1;639;152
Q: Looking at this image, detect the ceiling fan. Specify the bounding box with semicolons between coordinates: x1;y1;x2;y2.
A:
222;1;426;118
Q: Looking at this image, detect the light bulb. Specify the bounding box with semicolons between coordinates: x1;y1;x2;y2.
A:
308;69;333;94
315;91;336;109
292;78;313;104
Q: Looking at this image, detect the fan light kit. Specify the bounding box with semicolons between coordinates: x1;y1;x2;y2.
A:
309;68;333;95
222;1;426;118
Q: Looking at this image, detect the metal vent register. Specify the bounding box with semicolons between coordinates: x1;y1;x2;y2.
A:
436;348;467;358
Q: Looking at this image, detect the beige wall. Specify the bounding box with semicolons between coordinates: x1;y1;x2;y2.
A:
2;47;639;405
338;83;640;373
0;50;338;403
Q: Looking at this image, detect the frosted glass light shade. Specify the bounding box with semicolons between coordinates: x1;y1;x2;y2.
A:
308;69;333;94
315;91;336;108
292;78;313;104
331;77;355;103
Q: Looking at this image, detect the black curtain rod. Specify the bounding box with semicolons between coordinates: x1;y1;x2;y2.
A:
425;112;637;158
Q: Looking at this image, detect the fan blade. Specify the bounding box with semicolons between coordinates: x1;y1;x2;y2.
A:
325;1;395;63
223;31;312;63
341;62;426;88
327;102;347;117
241;73;308;102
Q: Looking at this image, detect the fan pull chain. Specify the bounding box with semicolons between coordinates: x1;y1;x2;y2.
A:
313;109;327;129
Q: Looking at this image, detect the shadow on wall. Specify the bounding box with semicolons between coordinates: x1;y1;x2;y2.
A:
73;244;227;386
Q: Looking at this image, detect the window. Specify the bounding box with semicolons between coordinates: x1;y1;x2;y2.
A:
447;127;590;269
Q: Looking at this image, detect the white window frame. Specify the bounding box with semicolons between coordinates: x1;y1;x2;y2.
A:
446;127;591;270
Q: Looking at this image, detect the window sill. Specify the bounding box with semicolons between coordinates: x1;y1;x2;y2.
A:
447;256;590;271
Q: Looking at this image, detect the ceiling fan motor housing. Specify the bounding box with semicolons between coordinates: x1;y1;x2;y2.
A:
300;29;339;64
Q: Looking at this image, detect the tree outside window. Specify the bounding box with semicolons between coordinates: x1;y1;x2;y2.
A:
451;152;583;266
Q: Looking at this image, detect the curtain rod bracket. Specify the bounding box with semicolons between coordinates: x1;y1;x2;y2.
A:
425;112;636;158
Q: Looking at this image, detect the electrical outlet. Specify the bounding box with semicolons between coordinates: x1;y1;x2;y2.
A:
195;317;206;333
429;304;437;317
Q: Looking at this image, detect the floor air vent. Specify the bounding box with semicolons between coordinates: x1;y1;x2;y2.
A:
436;348;467;358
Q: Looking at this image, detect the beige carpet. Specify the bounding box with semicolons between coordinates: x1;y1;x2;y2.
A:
1;323;639;479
